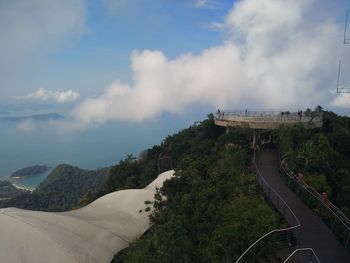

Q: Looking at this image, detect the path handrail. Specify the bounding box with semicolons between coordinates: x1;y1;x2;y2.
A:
284;248;321;263
280;162;350;230
235;163;301;263
217;110;323;122
256;163;301;227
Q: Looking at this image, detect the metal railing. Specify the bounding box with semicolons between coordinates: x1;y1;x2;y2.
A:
284;248;320;263
216;110;323;123
280;162;350;252
235;164;301;263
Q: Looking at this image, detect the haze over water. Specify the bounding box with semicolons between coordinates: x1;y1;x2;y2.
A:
0;112;200;189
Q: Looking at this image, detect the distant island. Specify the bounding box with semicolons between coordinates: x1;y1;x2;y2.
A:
11;165;50;178
0;113;63;122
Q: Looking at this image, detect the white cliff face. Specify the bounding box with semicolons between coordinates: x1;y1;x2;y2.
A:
0;170;174;263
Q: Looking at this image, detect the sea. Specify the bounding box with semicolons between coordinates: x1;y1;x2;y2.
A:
0;112;201;190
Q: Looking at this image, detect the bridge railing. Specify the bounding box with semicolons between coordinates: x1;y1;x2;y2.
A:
280;162;350;252
216;110;323;123
284;248;320;263
235;164;301;263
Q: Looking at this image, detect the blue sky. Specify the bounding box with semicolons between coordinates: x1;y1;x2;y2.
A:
1;0;350;128
1;0;232;99
46;0;229;94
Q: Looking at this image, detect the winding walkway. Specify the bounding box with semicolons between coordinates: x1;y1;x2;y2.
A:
258;149;350;263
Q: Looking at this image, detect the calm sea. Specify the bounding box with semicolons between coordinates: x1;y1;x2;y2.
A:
0;114;198;189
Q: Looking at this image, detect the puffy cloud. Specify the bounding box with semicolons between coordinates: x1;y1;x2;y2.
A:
331;92;350;108
28;88;80;103
71;0;348;129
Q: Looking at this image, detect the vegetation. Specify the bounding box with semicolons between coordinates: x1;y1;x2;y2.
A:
0;143;162;211
113;115;281;262
0;114;284;261
0;164;110;211
0;180;29;200
274;108;350;216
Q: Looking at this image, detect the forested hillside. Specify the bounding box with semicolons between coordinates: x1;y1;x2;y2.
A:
0;164;110;211
0;114;281;261
275;109;350;216
113;115;281;262
0;181;28;200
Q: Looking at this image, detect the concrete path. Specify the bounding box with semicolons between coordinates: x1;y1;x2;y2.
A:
0;170;174;263
258;149;350;263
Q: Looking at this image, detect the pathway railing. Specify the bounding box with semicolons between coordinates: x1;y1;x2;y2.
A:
280;162;350;252
216;110;322;123
284;248;320;263
235;164;301;263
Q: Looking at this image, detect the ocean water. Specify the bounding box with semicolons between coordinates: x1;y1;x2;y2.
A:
11;169;53;190
0;113;200;189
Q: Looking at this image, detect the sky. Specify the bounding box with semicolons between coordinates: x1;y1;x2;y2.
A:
1;0;350;131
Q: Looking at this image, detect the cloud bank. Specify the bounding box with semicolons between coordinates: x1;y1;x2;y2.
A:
28;88;80;103
71;0;348;129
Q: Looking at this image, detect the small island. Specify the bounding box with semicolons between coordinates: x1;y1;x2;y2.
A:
11;165;50;178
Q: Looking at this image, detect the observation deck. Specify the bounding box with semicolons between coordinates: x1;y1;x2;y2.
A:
215;110;323;130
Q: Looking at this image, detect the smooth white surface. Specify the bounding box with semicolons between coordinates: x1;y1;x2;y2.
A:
0;170;174;263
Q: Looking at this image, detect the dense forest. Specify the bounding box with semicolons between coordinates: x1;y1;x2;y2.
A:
275;108;350;216
0;180;28;200
112;115;281;262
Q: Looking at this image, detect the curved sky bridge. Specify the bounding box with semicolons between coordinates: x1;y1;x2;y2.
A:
0;171;175;263
215;110;323;130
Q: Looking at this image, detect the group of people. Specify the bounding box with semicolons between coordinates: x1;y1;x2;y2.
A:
280;110;303;120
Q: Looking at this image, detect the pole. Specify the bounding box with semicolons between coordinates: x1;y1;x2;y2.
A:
337;60;342;93
253;129;256;162
345;10;349;44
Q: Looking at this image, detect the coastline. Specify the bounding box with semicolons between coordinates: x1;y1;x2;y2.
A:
11;182;34;192
3;167;54;192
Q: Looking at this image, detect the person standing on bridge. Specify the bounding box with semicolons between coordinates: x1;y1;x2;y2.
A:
216;109;221;119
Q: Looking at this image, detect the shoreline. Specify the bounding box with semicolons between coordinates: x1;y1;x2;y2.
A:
11;182;34;192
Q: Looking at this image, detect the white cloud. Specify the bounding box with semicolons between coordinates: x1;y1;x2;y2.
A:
28;88;80;103
194;0;218;9
195;0;209;8
69;0;349;129
330;92;350;108
209;22;226;32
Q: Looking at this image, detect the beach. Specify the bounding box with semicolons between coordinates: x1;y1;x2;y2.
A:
10;181;34;192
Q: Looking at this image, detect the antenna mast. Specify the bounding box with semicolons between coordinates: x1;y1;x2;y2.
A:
336;10;350;94
337;60;350;93
345;10;350;44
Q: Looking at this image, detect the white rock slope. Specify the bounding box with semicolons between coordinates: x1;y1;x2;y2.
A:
0;170;174;263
